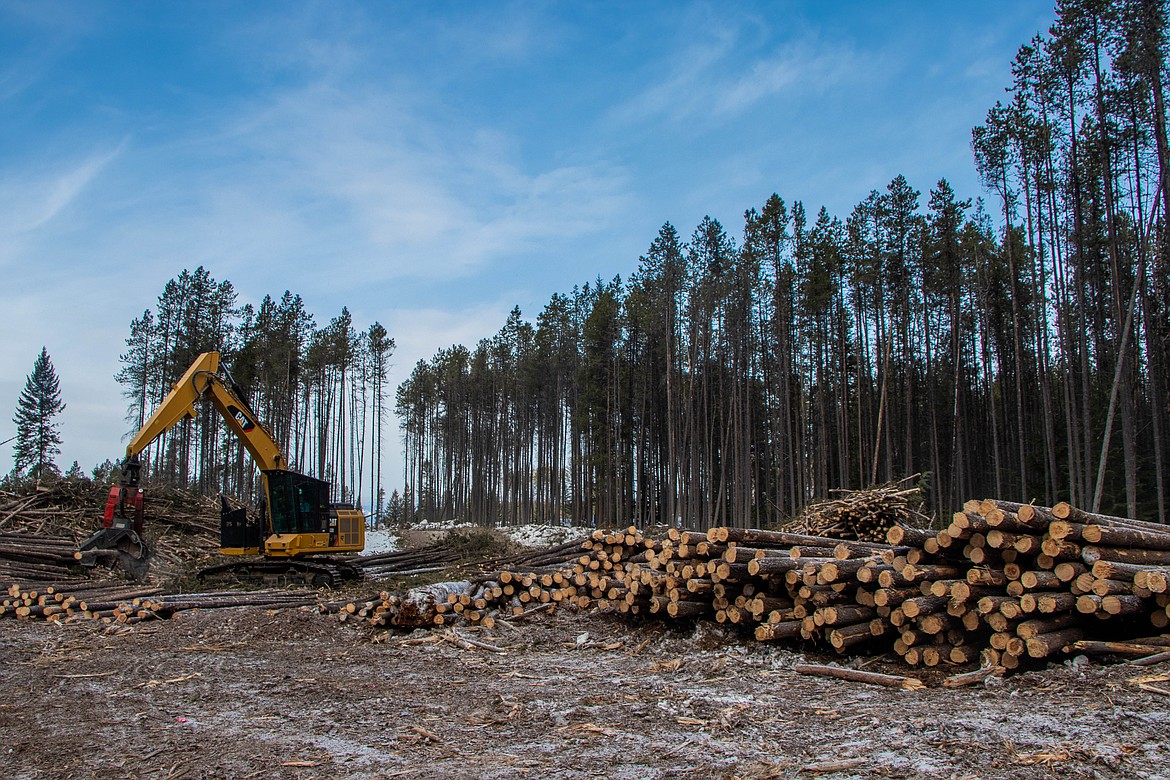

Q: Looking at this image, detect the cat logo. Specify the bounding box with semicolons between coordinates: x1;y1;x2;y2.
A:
226;405;256;432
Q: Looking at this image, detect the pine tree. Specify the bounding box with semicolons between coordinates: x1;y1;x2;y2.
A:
387;489;404;524
12;348;66;478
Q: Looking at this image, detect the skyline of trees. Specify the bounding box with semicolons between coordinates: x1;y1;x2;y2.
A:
113;267;396;520
397;0;1169;528
90;0;1169;529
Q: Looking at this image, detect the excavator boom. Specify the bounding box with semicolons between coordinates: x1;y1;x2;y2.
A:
124;352;286;472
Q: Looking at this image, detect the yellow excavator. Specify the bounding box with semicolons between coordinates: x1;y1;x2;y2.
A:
80;351;365;586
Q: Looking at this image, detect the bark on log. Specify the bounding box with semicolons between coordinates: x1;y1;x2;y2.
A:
792;663;925;690
1026;626;1085;658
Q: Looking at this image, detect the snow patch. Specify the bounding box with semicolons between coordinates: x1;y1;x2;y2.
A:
363;529;401;555
391;519;592;549
504;524;591;548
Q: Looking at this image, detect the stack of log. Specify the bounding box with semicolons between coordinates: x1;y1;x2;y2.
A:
477;537;589;574
879;500;1170;669
630;526;901;653
1;580;158;621
327;501;1169;674
0;578;317;625
352;543;465;578
623;499;1168;670
0;531;86;583
104;590;318;624
321;530;646;629
13;487;1161;674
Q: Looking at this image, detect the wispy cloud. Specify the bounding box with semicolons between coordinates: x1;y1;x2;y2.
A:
109;72;634;293
0;144;124;237
609;27;859;128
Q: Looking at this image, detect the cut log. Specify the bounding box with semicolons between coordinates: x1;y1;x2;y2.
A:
792;663;925;690
942;665;1002;688
1079;524;1170;550
1026;626;1084;658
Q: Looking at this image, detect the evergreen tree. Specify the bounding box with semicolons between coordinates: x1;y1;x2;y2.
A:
387;488;404;524
12;347;66;478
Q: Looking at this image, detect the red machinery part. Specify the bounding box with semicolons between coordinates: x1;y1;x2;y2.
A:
103;486;145;534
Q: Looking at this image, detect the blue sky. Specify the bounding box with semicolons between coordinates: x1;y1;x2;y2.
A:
1;1;1055;499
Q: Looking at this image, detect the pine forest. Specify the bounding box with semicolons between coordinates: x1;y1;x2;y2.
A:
395;0;1170;529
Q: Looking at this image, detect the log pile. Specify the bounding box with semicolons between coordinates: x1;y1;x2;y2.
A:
107;590;318;623
477;537;590;573
648;498;1168;670
0;531;86;583
886;499;1170;670
1;580;162;622
634;526;901;653
1;578;317;625
329;501;1170;674
352;544;465;578
7;484;1168;676
322;530;647;630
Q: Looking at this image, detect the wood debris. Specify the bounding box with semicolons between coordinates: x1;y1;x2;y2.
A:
791;477;930;542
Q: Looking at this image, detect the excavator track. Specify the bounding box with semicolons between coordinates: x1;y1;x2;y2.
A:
197;557;363;588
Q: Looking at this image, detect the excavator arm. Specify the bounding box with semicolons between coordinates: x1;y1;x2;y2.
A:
123;351;287;473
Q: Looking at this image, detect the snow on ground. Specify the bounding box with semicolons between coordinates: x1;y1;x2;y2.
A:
505;524;592;548
409;519;474;531
362;528;401;555
372;520;594;550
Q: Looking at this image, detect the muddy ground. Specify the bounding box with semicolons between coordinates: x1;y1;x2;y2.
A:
2;605;1168;780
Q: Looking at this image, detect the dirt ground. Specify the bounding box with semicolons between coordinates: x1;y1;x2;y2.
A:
2;605;1168;780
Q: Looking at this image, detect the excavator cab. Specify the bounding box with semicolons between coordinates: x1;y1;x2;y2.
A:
218;470;364;558
266;470;331;536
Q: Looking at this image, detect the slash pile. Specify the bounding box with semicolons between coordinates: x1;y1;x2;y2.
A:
795;481;931;542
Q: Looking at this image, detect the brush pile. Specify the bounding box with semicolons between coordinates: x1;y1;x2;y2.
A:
0;479;222;573
793;479;930;542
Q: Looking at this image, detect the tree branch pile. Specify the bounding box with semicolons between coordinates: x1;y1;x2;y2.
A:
791;479;931;542
0;479;223;574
